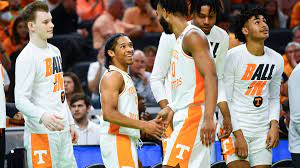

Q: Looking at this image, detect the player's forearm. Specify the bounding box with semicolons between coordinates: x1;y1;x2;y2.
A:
203;74;218;120
218;101;231;120
103;110;145;130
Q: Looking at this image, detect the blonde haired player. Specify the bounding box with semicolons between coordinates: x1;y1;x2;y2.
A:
15;1;77;167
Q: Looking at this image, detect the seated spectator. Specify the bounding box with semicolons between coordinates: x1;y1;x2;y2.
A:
2;16;29;58
63;72;84;105
51;0;88;37
70;93;101;145
87;48;106;109
92;0;143;50
76;0;106;21
123;0;162;32
143;45;156;72
264;0;288;29
293;26;300;43
285;42;300;72
129;50;157;106
290;0;300;28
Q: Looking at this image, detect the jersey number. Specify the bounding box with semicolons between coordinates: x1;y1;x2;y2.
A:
210;42;220;58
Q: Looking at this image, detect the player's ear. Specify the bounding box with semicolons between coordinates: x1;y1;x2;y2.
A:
162;8;169;20
242;26;248;36
107;50;115;58
27;21;35;32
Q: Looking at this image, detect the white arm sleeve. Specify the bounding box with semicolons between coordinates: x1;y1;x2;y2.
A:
150;33;174;103
224;53;240;131
268;57;284;123
15;54;45;121
216;34;229;104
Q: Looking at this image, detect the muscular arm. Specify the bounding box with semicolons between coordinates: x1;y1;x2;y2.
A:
183;30;218;120
101;71;147;129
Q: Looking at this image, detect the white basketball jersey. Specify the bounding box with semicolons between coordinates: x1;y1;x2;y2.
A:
170;25;209;111
100;65;140;138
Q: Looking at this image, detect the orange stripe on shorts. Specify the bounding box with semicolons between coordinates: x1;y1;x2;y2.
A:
31;134;52;168
220;130;235;160
116;134;136;167
167;105;202;167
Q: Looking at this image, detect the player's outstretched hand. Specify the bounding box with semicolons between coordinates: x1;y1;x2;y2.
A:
141;119;164;141
200;118;216;146
40;113;64;131
266;121;279;149
233;130;248;159
219;117;233;139
70;124;78;144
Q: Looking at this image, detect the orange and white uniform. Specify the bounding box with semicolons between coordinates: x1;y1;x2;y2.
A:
222;44;284;167
15;42;77;168
162;25;211;168
99;65;140;168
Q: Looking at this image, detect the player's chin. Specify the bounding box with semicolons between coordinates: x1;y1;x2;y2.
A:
127;60;133;65
47;33;54;39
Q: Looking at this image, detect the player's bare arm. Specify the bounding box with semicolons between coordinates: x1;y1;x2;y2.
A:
101;71;164;140
183;29;218;146
266;120;279;149
218;101;233;139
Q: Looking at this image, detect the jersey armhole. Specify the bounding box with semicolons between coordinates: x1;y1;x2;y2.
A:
108;69;126;96
181;28;202;59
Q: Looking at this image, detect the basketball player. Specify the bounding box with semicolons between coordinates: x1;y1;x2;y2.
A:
15;1;77;167
154;0;218;167
0;64;6;168
222;7;283;168
99;33;164;168
150;0;237;157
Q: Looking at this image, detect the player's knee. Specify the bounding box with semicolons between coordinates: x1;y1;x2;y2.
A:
228;160;251;168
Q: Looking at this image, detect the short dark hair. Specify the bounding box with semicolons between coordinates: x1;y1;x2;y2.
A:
143;45;157;55
21;1;49;24
190;0;223;16
104;33;128;69
157;0;189;16
232;6;267;43
70;93;91;107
